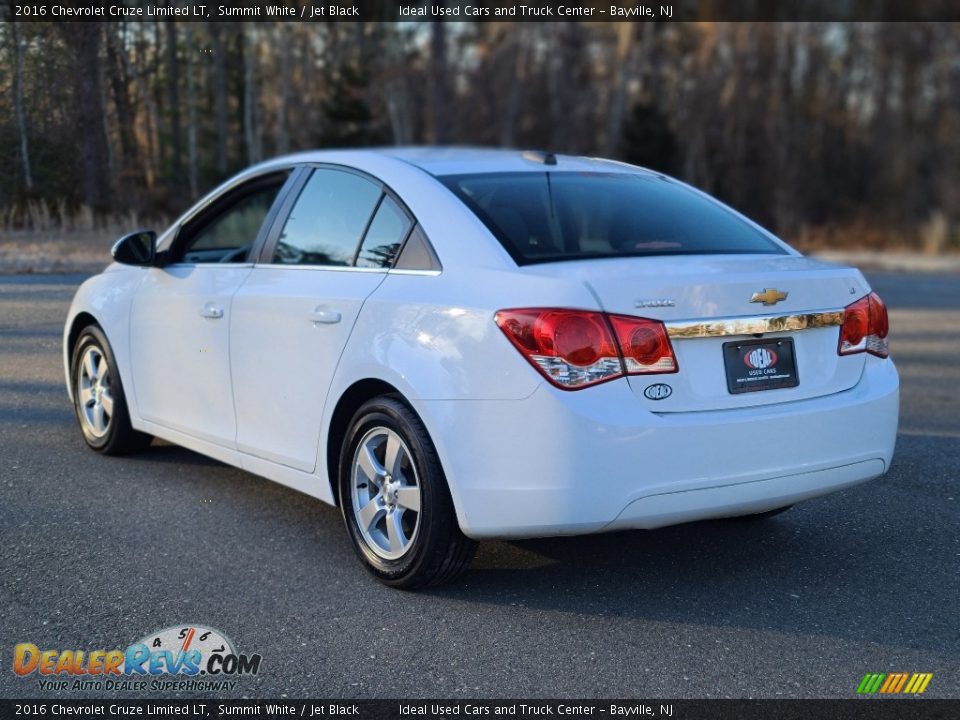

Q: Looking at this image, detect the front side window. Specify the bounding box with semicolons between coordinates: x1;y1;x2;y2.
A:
439;172;786;265
173;174;287;264
273;169;381;267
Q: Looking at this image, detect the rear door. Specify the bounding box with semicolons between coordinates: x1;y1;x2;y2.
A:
230;167;413;472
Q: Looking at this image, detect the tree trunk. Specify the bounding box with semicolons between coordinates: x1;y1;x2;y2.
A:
12;20;33;191
135;21;161;191
603;23;637;157
165;20;184;200
211;22;228;174
429;18;450;144
500;25;527;147
60;23;111;211
243;26;262;163
276;25;291;154
186;23;198;197
105;24;138;176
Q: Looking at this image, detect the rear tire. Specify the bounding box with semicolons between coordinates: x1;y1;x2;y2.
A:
70;325;152;456
339;396;476;589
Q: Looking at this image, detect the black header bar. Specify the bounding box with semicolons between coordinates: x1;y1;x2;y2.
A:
1;699;959;720
5;0;960;22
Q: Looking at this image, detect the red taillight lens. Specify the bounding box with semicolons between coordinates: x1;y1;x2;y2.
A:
495;308;677;389
495;309;622;388
607;314;678;374
838;291;889;358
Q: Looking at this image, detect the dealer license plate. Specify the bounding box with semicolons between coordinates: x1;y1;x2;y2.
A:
723;338;799;394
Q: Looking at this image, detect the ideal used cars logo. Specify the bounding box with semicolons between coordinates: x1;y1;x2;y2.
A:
13;625;261;692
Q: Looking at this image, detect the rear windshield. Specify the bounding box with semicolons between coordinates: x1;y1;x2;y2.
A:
439;172;785;265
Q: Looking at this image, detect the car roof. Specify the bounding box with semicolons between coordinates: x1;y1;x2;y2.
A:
379;147;655;176
254;146;657;178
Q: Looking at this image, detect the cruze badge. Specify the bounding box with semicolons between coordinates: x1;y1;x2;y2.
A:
749;288;788;306
635;298;676;308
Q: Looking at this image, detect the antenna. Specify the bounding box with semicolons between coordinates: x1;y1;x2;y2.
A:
522;150;558;166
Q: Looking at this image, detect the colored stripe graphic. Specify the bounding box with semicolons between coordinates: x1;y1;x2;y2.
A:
880;673;908;693
857;674;885;694
892;673;910;693
857;672;932;694
904;673;933;694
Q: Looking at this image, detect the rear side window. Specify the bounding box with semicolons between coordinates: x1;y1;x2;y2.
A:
273;168;381;266
439;172;785;265
356;195;412;269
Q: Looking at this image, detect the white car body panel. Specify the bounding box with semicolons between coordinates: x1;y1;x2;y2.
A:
418;357;898;538
63;148;900;541
130;264;252;447
230;265;386;472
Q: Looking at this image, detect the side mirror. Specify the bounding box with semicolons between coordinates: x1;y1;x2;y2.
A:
111;230;157;266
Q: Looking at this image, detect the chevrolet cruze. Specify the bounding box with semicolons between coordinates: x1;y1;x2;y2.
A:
64;148;899;588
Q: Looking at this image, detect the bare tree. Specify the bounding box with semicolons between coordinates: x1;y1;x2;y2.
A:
11;20;32;190
165;19;183;198
429;17;450;144
185;23;198;198
210;22;228;174
243;26;262;163
276;25;292;155
603;23;637;156
59;22;111;211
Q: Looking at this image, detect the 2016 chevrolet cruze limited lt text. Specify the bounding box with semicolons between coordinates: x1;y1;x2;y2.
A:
64;148;899;588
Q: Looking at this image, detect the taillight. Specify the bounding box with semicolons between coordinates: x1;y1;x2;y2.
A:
838;291;889;358
607;314;678;374
495;308;677;389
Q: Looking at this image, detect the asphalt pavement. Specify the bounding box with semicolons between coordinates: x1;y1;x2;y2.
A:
1;271;957;699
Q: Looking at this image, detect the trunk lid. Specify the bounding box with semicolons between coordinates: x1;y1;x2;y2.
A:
521;254;870;411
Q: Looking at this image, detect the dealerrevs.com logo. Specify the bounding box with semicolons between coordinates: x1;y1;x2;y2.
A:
13;625;261;692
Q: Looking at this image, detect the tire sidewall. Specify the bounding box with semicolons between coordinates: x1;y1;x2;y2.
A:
339;400;442;583
71;326;124;451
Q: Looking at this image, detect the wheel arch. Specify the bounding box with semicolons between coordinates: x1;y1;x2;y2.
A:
325;378;405;506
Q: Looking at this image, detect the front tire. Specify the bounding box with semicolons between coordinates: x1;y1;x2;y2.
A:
70;325;151;455
339;396;476;589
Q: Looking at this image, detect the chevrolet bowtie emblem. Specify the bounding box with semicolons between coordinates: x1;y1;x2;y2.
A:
750;288;788;306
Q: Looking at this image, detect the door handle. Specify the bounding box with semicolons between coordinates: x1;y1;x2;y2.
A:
308;307;342;325
199;302;224;319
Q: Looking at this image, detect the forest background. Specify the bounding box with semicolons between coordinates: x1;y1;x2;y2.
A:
2;19;957;270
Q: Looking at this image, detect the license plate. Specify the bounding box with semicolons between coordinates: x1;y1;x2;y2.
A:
723;338;799;394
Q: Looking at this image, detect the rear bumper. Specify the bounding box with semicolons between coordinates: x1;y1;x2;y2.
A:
420;357;899;539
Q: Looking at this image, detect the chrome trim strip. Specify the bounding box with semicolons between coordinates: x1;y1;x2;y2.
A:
665;310;845;339
252;263;387;273
162;263;255;269
160;262;440;276
387;268;442;277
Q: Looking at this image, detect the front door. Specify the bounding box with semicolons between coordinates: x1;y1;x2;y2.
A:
130;173;289;447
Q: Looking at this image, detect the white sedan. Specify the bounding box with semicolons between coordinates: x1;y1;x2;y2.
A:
64;148;899;588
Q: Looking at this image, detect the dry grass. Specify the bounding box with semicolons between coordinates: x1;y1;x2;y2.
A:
0;204;168;273
1;206;957;274
790;215;958;255
0;228;118;273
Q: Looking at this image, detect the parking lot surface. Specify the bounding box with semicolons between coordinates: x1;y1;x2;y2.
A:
1;271;957;698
